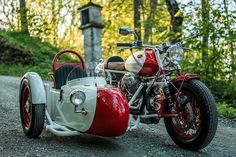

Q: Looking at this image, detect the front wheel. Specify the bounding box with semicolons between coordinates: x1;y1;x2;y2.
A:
20;78;45;138
164;79;218;150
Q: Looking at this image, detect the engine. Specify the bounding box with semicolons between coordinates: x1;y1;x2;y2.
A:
119;72;141;97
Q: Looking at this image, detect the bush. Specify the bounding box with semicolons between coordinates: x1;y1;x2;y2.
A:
217;102;236;120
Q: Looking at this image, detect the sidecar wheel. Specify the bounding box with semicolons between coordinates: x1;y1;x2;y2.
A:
164;79;218;150
20;78;45;138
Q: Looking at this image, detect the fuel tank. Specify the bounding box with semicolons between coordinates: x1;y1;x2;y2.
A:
125;49;159;77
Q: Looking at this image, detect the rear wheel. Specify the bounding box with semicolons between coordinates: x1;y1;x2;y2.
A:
20;78;45;138
164;79;218;150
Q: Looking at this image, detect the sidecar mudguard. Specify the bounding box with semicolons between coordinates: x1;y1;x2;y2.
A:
86;88;129;137
20;72;46;104
171;74;200;83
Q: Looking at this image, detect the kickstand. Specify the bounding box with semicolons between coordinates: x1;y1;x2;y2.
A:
128;116;141;131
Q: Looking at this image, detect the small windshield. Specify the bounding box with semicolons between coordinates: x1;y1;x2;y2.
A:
66;63;102;83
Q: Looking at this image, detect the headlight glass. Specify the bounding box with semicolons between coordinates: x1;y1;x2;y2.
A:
167;45;184;62
70;90;86;106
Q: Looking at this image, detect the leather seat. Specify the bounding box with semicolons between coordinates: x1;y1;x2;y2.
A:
54;65;87;89
104;56;125;71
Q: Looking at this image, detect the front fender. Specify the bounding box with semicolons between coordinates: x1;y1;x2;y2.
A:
20;72;46;104
171;74;200;83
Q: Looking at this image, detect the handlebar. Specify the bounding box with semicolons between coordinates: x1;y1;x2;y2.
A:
117;41;183;53
117;43;133;47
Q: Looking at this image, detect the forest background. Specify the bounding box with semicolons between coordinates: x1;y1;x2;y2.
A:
0;0;236;118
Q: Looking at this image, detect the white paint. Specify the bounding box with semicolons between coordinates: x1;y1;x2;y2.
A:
125;51;145;74
46;77;108;132
22;72;46;104
60;82;97;132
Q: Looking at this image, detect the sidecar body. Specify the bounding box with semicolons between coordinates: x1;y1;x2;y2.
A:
19;50;129;138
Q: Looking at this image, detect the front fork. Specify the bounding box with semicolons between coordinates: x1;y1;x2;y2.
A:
158;78;178;118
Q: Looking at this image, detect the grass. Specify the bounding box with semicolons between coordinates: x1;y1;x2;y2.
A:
0;63;51;80
0;30;59;64
0;30;58;80
0;30;82;80
217;102;236;120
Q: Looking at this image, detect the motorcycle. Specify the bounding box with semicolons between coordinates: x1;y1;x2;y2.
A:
95;27;218;150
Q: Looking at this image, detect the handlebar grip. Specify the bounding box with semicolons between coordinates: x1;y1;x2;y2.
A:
117;43;133;47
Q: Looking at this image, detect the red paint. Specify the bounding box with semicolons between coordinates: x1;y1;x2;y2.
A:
138;49;159;77
171;74;200;83
52;50;85;88
158;113;178;118
86;88;129;137
22;86;31;129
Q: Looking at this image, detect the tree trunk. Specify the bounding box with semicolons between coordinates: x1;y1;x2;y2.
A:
223;0;235;79
19;0;29;34
201;0;210;63
143;0;158;43
134;0;142;40
165;0;183;41
51;0;57;44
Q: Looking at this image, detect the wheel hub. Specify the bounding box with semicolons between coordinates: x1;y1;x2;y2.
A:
25;98;30;113
175;102;193;128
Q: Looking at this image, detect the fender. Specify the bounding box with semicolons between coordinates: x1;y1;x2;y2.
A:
20;72;46;104
171;74;200;83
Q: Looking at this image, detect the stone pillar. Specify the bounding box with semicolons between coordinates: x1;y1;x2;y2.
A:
79;2;104;76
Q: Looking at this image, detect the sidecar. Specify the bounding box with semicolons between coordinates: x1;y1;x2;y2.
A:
19;50;129;138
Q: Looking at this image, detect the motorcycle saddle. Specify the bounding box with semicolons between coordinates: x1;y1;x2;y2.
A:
104;56;125;71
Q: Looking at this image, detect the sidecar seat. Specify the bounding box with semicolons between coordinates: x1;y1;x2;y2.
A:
104;56;125;71
54;65;87;89
51;50;86;89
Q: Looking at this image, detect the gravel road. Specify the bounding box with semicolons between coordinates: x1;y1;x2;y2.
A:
0;76;236;157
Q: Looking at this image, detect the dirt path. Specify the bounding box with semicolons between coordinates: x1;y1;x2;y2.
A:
0;76;235;157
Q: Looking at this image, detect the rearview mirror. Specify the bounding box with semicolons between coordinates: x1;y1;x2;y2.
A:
119;27;133;36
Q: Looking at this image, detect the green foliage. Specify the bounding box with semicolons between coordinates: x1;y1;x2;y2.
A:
0;29;58;80
217;102;236;119
0;29;58;64
180;0;236;107
0;29;83;80
0;64;50;80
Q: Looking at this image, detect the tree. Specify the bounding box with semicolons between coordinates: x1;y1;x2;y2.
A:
165;0;183;40
223;0;235;79
19;0;29;34
134;0;142;40
143;0;158;43
201;0;210;63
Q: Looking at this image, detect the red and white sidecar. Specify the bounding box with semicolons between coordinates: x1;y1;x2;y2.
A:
19;50;129;138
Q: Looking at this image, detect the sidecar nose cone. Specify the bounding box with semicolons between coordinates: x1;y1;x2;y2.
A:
86;88;129;137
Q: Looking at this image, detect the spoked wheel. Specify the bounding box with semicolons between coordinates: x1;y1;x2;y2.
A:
165;79;218;150
20;78;45;138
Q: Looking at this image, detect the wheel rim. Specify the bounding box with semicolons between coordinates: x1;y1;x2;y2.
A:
171;91;202;141
22;86;32;129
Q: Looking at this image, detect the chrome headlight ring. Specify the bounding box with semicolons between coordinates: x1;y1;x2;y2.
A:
166;45;184;62
70;90;86;106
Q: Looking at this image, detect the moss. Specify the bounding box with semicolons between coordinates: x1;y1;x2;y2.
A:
0;30;82;80
0;30;59;65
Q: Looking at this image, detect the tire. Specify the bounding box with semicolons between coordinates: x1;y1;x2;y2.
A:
164;79;218;150
20;78;45;138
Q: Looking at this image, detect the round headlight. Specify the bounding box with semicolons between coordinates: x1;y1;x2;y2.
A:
167;45;184;62
70;90;86;106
